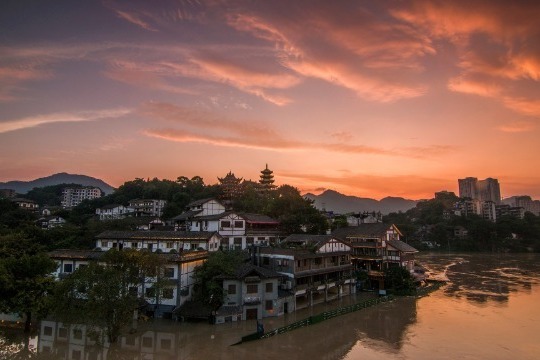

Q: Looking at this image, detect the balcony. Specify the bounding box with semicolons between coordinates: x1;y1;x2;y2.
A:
243;296;261;305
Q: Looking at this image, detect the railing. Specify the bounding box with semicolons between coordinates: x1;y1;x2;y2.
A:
243;296;261;304
236;295;394;345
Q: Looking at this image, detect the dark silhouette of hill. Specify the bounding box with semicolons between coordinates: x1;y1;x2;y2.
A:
0;172;115;195
304;189;416;214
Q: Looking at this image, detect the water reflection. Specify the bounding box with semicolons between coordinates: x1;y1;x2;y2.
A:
2;253;540;360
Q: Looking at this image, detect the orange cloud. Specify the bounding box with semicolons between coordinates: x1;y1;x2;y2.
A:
0;108;131;134
140;102;456;158
502;97;540;117
226;4;432;103
114;10;158;31
497;120;536;133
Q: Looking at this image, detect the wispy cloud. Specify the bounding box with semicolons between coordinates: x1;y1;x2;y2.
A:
393;0;540;118
114;10;158;32
497;120;536;133
0;108;132;134
140;102;455;158
226;3;433;102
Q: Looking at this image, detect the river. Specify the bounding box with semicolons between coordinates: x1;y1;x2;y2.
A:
1;253;540;359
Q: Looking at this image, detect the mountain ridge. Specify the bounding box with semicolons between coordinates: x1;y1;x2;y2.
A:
0;172;115;195
304;189;417;214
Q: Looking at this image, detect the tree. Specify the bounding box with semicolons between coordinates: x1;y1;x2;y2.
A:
192;251;246;309
267;185;329;234
52;259;139;343
384;266;415;294
0;234;56;332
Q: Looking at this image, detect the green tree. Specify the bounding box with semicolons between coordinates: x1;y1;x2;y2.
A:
192;251;245;309
0;234;56;332
52;259;139;343
384;266;415;294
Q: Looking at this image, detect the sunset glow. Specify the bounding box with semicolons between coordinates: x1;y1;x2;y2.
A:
1;0;539;200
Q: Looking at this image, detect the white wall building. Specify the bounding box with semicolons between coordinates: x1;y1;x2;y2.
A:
62;187;102;209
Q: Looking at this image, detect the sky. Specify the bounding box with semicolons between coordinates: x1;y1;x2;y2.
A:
1;0;539;200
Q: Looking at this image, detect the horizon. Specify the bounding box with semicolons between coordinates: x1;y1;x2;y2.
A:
1;1;539;200
1;171;536;202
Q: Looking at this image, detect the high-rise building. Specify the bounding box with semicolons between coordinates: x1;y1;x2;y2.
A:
62;187;102;209
458;177;478;199
458;177;501;204
477;178;501;204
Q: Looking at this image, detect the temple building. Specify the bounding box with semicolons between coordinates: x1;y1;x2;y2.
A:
259;164;276;192
218;171;243;203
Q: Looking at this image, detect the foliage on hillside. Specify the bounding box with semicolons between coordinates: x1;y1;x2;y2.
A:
383;193;540;252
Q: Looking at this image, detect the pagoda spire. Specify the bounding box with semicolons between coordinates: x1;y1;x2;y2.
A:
259;164;276;192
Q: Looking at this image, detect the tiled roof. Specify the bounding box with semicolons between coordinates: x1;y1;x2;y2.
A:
240;213;279;224
283;234;333;247
187;198;216;207
387;240;418;253
48;248;209;262
332;223;396;239
216;264;283;280
170;210;202;220
194;211;233;221
48;249;105;260
98;204;125;210
96;230;219;240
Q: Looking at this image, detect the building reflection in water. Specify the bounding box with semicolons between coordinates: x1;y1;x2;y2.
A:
34;296;418;360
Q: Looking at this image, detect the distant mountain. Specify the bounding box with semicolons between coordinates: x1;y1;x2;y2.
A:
0;173;115;195
304;189;417;214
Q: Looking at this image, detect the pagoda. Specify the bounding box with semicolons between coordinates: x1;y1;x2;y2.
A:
218;171;243;201
258;164;276;192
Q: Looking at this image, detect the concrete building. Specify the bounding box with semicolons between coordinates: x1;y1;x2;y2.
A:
458;177;501;204
129;199;167;217
62;187;102;209
255;234;355;310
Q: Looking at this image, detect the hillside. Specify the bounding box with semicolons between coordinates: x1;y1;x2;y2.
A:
304;189;417;214
0;172;115;195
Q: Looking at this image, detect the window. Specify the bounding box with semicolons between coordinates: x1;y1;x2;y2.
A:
166;242;174;248
234;238;242;248
63;263;73;273
162;288;174;299
266;282;273;293
145;288;155;298
112;242;117;248
164;267;175;278
43;326;53;336
234;220;244;228
160;339;172;350
247;284;258;294
72;350;81;360
101;241;108;247
220;220;231;228
73;328;83;340
142;336;153;348
246;237;254;245
315;258;322;265
131;242;138;248
125;337;135;346
228;284;236;295
58;327;68;338
265;300;273;311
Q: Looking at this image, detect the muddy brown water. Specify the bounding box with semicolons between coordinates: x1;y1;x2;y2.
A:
2;253;540;359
